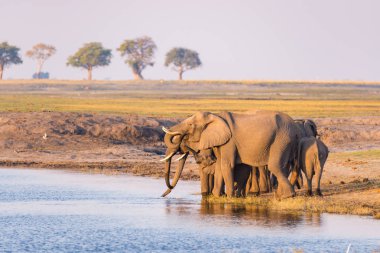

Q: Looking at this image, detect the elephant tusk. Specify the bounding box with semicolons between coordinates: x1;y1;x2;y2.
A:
160;151;176;162
162;126;181;135
175;152;189;161
161;188;172;197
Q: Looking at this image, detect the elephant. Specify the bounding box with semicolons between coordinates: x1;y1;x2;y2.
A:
298;136;329;196
186;143;272;197
161;110;300;199
185;147;251;197
271;118;319;189
294;119;318;138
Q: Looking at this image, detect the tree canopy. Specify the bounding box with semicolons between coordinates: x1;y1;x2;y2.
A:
0;42;23;80
117;36;157;80
26;43;56;79
164;47;201;80
67;42;112;80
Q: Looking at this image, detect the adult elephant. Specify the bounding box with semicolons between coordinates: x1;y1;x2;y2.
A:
161;110;300;199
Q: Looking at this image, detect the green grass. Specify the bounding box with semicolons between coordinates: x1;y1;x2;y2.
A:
1;95;380;118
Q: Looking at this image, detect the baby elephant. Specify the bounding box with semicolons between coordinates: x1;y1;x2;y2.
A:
298;137;329;196
191;148;252;197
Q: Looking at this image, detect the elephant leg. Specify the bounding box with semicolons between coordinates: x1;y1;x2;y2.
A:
271;174;278;190
200;169;209;197
315;167;323;196
220;158;234;197
248;167;259;196
208;174;214;195
266;167;273;192
235;165;250;198
245;171;252;196
258;166;269;193
219;142;236;198
220;179;226;196
306;176;313;196
212;157;223;197
268;150;295;199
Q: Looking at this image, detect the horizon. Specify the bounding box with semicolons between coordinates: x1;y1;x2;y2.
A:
1;0;380;81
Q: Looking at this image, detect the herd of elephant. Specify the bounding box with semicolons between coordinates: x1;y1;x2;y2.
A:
160;110;329;200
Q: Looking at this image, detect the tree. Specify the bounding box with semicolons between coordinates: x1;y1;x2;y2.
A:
164;47;201;80
26;43;56;79
0;42;23;80
117;36;157;80
67;42;112;80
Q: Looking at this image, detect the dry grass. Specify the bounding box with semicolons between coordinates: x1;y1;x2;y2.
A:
331;149;380;160
1;95;379;118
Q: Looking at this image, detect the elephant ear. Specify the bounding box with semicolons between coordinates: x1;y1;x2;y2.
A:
198;114;232;150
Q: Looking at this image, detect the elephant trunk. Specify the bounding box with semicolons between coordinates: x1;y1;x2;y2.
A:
161;151;189;197
164;132;181;150
163;126;187;150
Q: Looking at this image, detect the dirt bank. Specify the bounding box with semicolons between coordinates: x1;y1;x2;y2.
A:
0;112;379;216
1;112;379;177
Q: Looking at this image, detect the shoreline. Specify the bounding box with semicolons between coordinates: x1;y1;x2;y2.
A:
1;161;379;219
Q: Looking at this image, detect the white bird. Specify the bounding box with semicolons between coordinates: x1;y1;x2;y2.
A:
43;133;47;140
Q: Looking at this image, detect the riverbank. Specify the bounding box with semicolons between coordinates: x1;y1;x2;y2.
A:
0;111;380;218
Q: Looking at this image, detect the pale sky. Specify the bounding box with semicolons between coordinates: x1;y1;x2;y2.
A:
1;0;380;81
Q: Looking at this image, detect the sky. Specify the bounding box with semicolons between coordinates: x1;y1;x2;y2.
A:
1;0;380;81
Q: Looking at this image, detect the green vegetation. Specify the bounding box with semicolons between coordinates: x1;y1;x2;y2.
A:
117;36;157;80
0;42;23;80
165;47;201;80
67;43;112;80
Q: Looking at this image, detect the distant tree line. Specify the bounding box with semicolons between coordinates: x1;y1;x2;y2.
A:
0;37;201;80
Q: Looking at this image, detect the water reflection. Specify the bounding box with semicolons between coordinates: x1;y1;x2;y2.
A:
199;202;308;228
0;168;379;253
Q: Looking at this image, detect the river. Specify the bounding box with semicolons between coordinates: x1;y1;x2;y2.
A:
0;168;379;252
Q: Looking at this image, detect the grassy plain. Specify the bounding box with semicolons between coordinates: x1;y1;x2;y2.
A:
1;95;380;118
0;79;379;117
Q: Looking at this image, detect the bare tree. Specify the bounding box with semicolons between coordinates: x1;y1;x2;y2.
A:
26;43;56;79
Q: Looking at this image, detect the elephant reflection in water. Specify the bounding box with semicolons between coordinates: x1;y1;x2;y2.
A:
199;201;308;227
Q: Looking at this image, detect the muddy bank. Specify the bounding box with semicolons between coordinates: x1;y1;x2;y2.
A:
1;112;380;176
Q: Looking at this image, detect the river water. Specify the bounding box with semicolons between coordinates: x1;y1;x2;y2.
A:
0;168;379;252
